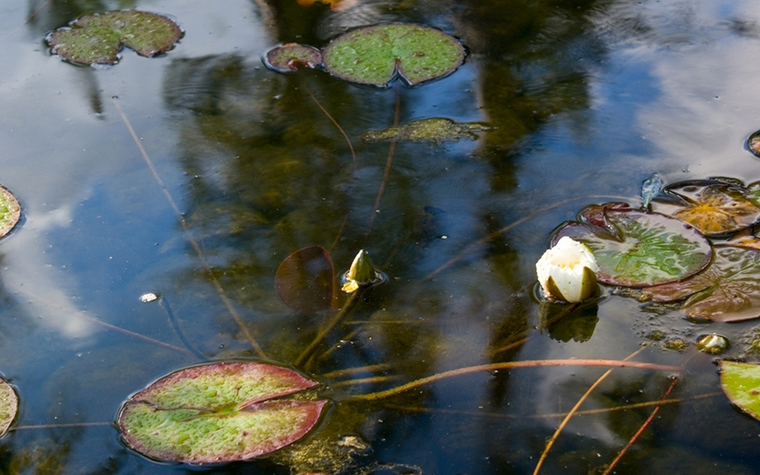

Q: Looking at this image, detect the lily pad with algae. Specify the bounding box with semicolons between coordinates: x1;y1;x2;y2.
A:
264;43;323;73
48;10;182;65
361;118;489;143
552;203;712;287
117;362;327;464
322;24;465;87
721;361;760;421
0;186;20;239
0;378;18;437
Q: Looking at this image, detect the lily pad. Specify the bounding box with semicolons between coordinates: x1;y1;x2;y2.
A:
643;246;760;322
0;185;20;239
322;24;465;87
117;362;327;464
748;130;760;158
653;178;760;237
720;360;760;421
0;378;18;437
48;10;182;65
275;246;337;314
264;43;323;73
552;203;712;287
361;118;489;143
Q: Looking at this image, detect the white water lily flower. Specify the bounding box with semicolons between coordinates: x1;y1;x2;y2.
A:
536;236;599;303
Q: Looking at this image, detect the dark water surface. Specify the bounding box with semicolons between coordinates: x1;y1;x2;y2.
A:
2;0;760;473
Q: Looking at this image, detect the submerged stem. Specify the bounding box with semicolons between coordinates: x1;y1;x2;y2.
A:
112;98;266;359
295;291;360;369
349;359;681;402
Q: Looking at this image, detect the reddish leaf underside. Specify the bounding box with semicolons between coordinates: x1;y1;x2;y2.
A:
275;246;336;314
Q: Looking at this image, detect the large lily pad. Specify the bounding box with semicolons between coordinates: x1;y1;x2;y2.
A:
0;378;18;437
48;11;182;65
0;186;20;239
117;362;327;463
653;178;760;237
322;24;465;87
643;246;760;322
552;203;712;287
720;361;760;421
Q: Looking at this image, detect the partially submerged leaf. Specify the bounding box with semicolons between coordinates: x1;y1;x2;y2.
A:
553;204;712;287
117;362;327;464
322;24;465;87
640;173;663;210
0;185;21;239
275;246;337;314
644;246;760;322
0;378;18;437
264;43;323;73
48;11;182;65
721;361;760;421
361;118;489;143
654;179;760;237
748;130;760;158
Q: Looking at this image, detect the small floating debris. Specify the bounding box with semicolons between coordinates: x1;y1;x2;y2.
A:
361;118;490;143
696;333;729;354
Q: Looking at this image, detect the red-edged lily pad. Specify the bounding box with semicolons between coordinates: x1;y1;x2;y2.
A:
552;203;712;287
322;24;465;87
264;43;323;73
0;185;20;239
275;246;337;314
644;245;760;322
48;10;182;65
117;362;327;464
653;178;760;237
0;377;18;437
720;360;760;421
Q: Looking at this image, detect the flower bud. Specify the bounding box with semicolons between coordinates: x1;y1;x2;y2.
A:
536;237;599;303
342;250;383;293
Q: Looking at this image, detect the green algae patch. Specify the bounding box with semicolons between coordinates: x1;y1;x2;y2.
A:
117;362;327;463
0;185;20;239
322;24;465;87
361;118;489;143
0;378;18;437
48;11;182;65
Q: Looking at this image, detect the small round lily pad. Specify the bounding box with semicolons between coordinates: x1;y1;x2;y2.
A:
0;186;20;239
264;43;323;73
117;362;327;464
48;10;182;65
322;23;465;87
0;378;18;437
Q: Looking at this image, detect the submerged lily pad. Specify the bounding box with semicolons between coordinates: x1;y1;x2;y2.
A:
553;203;712;287
322;24;465;87
653;179;760;237
643;246;760;322
275;246;337;314
361;118;489;143
721;361;760;421
48;11;182;65
0;186;20;239
117;362;327;464
0;378;18;437
264;43;323;73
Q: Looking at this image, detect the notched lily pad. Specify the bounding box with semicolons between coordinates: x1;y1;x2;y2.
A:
653;178;760;237
720;360;760;421
264;43;323;73
644;246;760;322
552;203;712;287
0;377;18;437
322;23;465;87
361;118;489;143
48;10;182;65
117;362;327;464
0;185;21;239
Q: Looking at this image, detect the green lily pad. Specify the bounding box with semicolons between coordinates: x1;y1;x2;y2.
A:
275;246;337;314
48;11;182;65
0;378;18;437
643;246;760;322
117;362;327;463
653;178;760;237
264;43;323;73
552;203;712;287
322;23;465;87
720;360;760;421
361;118;489;143
0;186;20;239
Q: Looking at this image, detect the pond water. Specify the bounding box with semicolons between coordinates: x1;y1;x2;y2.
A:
3;0;760;473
